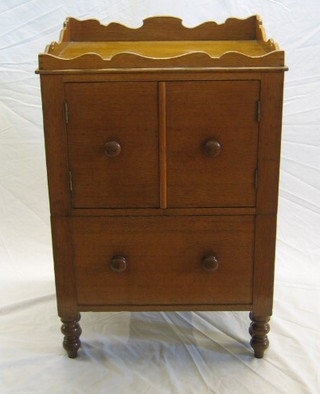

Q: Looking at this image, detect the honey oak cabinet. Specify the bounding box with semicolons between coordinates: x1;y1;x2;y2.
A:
36;15;287;359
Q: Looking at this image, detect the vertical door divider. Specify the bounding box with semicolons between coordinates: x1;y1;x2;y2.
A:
159;82;167;209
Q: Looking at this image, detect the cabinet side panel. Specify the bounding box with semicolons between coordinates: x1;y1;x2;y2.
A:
51;217;78;319
253;214;277;315
253;72;284;315
256;72;284;214
40;75;71;215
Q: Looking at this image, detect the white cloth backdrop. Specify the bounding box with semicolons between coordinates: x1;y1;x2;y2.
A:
0;1;319;393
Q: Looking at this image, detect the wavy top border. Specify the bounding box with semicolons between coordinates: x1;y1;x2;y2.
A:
37;15;286;72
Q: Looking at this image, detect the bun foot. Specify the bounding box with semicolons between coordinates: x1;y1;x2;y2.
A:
61;313;82;358
249;312;270;358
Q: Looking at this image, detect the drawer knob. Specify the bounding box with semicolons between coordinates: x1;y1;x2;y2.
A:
202;255;219;272
104;141;121;157
203;139;221;158
110;255;127;273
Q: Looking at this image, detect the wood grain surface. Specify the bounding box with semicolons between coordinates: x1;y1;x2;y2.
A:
72;216;255;306
65;81;159;208
166;80;260;207
37;16;286;72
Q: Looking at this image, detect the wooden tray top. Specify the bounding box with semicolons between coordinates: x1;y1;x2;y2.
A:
37;15;286;72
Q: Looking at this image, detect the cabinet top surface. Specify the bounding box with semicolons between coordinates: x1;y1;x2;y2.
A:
37;15;286;73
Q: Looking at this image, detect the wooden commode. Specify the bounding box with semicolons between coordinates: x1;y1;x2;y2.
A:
36;15;287;358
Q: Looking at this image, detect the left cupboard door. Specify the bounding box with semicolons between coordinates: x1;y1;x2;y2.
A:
65;82;159;208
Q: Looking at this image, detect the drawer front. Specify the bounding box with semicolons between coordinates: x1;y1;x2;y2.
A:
166;81;260;207
73;216;254;306
65;82;159;208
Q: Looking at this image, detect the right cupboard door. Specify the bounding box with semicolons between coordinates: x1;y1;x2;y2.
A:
166;81;260;207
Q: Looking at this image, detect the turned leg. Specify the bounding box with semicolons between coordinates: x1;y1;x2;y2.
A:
61;313;82;358
249;312;270;358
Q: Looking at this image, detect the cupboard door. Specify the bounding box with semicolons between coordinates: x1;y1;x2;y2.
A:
166;81;260;207
65;82;159;208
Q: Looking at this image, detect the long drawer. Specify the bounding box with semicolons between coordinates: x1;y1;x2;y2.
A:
72;216;255;306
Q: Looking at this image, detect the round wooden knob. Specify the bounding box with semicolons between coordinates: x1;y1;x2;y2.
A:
110;255;127;273
104;141;121;157
201;255;219;272
203;139;221;158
